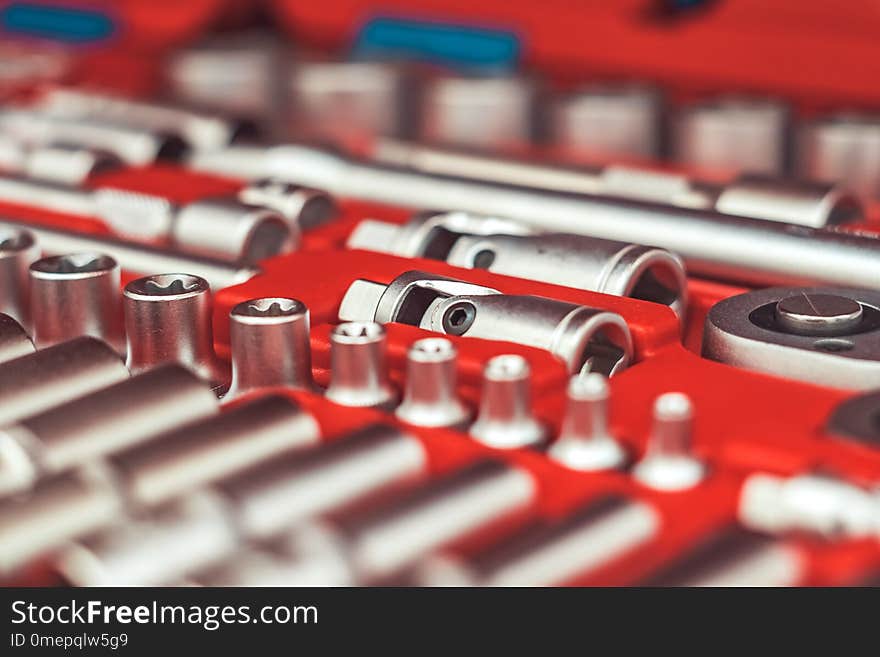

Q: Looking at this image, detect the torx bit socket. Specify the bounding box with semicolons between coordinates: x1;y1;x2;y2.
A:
470;355;546;449
0;226;38;329
0;364;218;496
0;313;34;364
395;338;469;428
227;297;315;398
632;392;706;492
548;374;628;471
0;336;129;427
0;218;258;290
325;321;396;408
123;273;226;385
110;394;320;508
29;253;124;351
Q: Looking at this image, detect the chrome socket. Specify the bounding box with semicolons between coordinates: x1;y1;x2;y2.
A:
395;338;470;428
632;393;706;492
29;253;124;351
0;313;34;364
0;217;259;290
325;321;396;409
551;84;664;160
470;355;547;450
227;297;315;398
673;97;790;176
0;364;218;497
0;336;129;427
548;374;628;471
239;179;337;231
0;225;38;329
339;271;633;376
123;274;226;385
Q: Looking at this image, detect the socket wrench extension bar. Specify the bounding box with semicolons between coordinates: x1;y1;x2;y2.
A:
0;219;258;289
191;144;880;290
373;140;863;229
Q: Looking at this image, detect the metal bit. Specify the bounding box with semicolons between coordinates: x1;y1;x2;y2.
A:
0;313;33;364
29;253;123;351
0;218;258;290
415;496;659;586
0;225;38;328
395;338;469;428
0;336;129;427
470;355;546;449
57;492;239;587
548;374;628;471
0;364;218;496
123;273;226;385
632;393;706;492
110;394;320;508
325;321;396;408
227;297;315;397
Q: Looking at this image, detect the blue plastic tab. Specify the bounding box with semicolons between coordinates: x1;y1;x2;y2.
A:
353;16;521;73
1;2;115;43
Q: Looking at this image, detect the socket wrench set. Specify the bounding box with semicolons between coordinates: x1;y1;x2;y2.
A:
0;1;878;587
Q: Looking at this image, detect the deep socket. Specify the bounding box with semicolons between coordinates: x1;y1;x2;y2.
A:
325;321;396;408
0;336;129;427
0;364;218;496
55;423;427;585
227;297;315;398
29;253;124;351
0;217;259;290
123;274;227;385
110;394;320;508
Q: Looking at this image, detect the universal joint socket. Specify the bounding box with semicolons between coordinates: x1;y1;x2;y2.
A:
325;321;396;409
29;253;124;352
470;355;547;450
123;274;227;386
227;297;316;397
395;337;470;428
348;212;688;322
339;270;633;377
